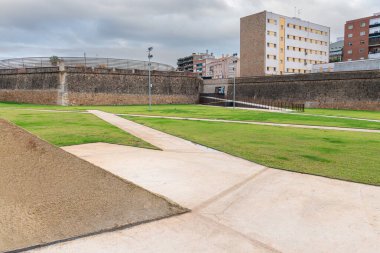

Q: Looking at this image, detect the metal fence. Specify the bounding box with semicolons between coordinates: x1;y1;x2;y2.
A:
0;57;175;71
199;93;305;112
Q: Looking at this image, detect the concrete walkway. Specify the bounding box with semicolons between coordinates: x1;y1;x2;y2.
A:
28;111;380;253
117;113;380;133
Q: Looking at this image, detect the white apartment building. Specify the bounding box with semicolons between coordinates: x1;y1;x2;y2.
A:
241;11;330;76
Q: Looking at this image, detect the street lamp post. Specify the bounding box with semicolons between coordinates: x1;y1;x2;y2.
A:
232;53;238;109
147;47;153;111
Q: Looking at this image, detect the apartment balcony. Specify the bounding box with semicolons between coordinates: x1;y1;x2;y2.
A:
369;31;380;38
369;22;380;28
369;37;380;47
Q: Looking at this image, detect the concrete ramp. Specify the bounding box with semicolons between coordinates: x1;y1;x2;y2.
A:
0;119;187;253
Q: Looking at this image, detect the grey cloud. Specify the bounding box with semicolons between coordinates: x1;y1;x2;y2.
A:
0;0;377;65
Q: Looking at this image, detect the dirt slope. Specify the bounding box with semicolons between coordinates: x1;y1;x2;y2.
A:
0;119;187;253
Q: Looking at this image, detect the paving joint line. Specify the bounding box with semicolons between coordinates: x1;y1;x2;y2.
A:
193;167;270;212
196;213;283;253
118;113;380;133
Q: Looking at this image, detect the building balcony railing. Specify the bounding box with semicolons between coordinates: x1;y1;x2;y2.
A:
369;31;380;38
369;37;380;46
369;22;380;28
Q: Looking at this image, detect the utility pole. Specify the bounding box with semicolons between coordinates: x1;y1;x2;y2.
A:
147;47;153;111
232;53;238;109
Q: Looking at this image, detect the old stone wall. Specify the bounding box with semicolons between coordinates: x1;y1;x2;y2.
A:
0;68;60;104
203;70;380;110
0;67;201;105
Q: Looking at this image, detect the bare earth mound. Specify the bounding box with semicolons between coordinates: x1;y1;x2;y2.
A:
0;119;187;253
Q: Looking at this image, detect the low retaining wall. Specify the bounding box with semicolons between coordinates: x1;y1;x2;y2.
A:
203;71;380;110
0;66;202;105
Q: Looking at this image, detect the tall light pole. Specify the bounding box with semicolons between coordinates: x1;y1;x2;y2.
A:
147;47;153;111
232;53;238;109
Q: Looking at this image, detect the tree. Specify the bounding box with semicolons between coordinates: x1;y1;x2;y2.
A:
49;56;60;66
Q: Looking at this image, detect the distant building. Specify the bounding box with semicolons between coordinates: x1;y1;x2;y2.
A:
240;11;330;77
312;58;380;73
177;51;215;74
193;55;216;77
205;54;240;79
329;39;344;62
343;13;380;61
177;55;194;72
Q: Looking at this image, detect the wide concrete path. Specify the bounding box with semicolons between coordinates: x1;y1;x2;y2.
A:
28;111;380;253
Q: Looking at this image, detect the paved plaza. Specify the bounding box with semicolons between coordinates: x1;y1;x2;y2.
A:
27;111;380;253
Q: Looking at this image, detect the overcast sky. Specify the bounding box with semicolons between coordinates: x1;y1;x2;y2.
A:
0;0;377;65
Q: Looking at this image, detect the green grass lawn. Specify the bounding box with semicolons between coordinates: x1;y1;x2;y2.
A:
305;108;380;120
1;102;380;130
0;109;155;148
127;116;380;186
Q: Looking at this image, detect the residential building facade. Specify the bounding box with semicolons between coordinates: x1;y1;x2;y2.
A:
205;54;240;79
343;13;380;61
240;11;330;77
193;53;216;77
329;38;344;62
177;51;215;74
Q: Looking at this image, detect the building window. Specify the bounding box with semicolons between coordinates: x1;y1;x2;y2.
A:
267;43;277;48
268;19;277;25
348;33;353;38
361;22;366;27
348;25;353;29
347;50;353;54
360;31;366;36
348;42;353;46
360;40;365;45
359;48;364;53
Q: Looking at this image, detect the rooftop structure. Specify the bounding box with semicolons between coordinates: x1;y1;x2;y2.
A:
330;39;344;62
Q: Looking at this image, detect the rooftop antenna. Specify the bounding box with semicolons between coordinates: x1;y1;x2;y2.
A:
294;7;302;18
298;9;302;18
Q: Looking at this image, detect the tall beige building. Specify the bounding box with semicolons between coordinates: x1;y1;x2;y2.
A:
240;11;330;77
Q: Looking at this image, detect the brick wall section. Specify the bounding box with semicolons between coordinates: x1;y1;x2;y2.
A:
0;67;202;105
203;70;380;110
